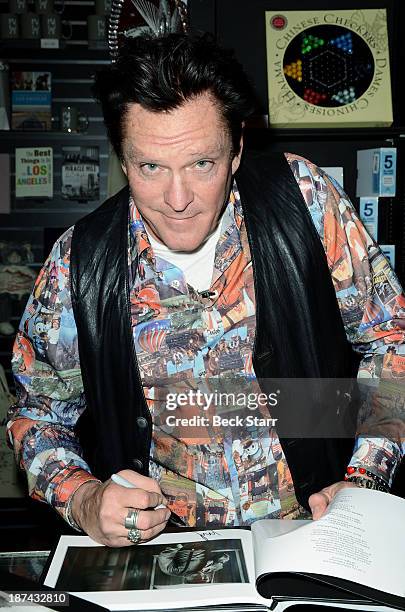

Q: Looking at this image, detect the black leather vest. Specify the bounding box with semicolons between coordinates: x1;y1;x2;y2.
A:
71;151;359;510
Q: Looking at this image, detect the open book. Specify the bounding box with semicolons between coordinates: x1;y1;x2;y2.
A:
43;488;405;611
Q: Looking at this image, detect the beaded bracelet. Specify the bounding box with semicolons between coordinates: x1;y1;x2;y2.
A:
345;465;389;489
345;475;389;492
345;465;389;491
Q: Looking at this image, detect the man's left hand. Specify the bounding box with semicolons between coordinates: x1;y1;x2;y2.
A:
308;481;357;520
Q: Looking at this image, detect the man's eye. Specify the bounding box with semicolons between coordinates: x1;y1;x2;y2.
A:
141;163;159;173
195;160;213;170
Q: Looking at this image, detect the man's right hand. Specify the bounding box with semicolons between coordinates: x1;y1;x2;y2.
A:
71;469;171;547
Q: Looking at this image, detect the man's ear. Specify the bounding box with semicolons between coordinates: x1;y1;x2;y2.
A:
231;128;244;175
121;161;128;177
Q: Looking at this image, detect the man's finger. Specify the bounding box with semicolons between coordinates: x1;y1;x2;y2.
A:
113;470;168;505
309;481;357;520
111;484;166;510
114;520;169;547
114;507;170;533
117;470;163;494
101;508;170;545
308;491;330;520
106;520;169;548
136;508;171;531
112;511;170;544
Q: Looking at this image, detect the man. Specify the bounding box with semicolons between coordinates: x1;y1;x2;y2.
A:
183;553;230;584
157;544;204;576
7;33;405;547
157;544;229;583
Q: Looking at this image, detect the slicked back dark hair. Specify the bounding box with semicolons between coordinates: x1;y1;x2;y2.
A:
93;33;258;161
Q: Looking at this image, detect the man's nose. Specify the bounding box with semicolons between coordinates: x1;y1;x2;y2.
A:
163;173;194;212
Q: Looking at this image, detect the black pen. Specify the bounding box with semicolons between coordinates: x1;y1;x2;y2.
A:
111;473;187;527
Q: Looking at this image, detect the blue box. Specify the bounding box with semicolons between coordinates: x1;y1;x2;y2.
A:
356;148;396;197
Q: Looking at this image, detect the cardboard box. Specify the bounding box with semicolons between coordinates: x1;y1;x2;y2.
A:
265;9;393;128
359;197;379;241
356;148;396;197
380;245;395;269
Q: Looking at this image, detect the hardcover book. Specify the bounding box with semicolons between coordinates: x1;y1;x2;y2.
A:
11;71;52;131
43;488;405;611
61;146;100;201
15;147;53;198
0;155;10;213
265;9;393;128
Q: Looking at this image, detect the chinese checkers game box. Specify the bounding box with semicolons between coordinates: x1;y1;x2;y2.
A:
265;9;393;128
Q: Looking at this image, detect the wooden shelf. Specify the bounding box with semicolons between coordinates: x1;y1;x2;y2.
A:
0;130;108;141
245;125;405;143
0;46;109;63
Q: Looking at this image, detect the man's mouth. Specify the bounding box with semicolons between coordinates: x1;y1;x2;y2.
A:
163;215;198;221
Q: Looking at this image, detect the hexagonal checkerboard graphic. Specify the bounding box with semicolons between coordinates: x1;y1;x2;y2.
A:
283;25;374;107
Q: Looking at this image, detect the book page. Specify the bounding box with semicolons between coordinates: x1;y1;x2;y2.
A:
252;488;405;599
44;530;269;611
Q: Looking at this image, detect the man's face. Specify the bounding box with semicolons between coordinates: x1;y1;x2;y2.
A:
121;93;243;252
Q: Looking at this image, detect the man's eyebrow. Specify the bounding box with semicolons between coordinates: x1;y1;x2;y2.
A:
124;144;144;162
124;143;226;162
187;143;226;157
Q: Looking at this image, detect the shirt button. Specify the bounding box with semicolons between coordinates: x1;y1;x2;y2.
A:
132;458;143;471
137;417;148;429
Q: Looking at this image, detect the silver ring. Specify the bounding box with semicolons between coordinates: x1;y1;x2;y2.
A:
127;528;141;544
125;508;140;530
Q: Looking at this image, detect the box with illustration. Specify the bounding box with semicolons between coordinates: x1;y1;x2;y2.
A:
265;9;393;128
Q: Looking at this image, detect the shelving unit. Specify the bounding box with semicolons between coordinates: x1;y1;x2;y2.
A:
0;26;111;387
0;2;111;526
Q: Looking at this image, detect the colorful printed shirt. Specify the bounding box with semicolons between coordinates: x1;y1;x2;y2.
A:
7;154;405;526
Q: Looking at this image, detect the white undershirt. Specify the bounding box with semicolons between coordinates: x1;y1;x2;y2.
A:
147;221;222;292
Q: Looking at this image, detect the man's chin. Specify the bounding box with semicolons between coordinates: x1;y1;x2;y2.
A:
157;232;210;253
165;240;206;253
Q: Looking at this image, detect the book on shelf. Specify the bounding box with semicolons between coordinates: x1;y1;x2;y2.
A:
15;147;53;199
61;146;100;202
11;71;52;131
0;60;10;130
42;488;405;611
0;154;10;213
